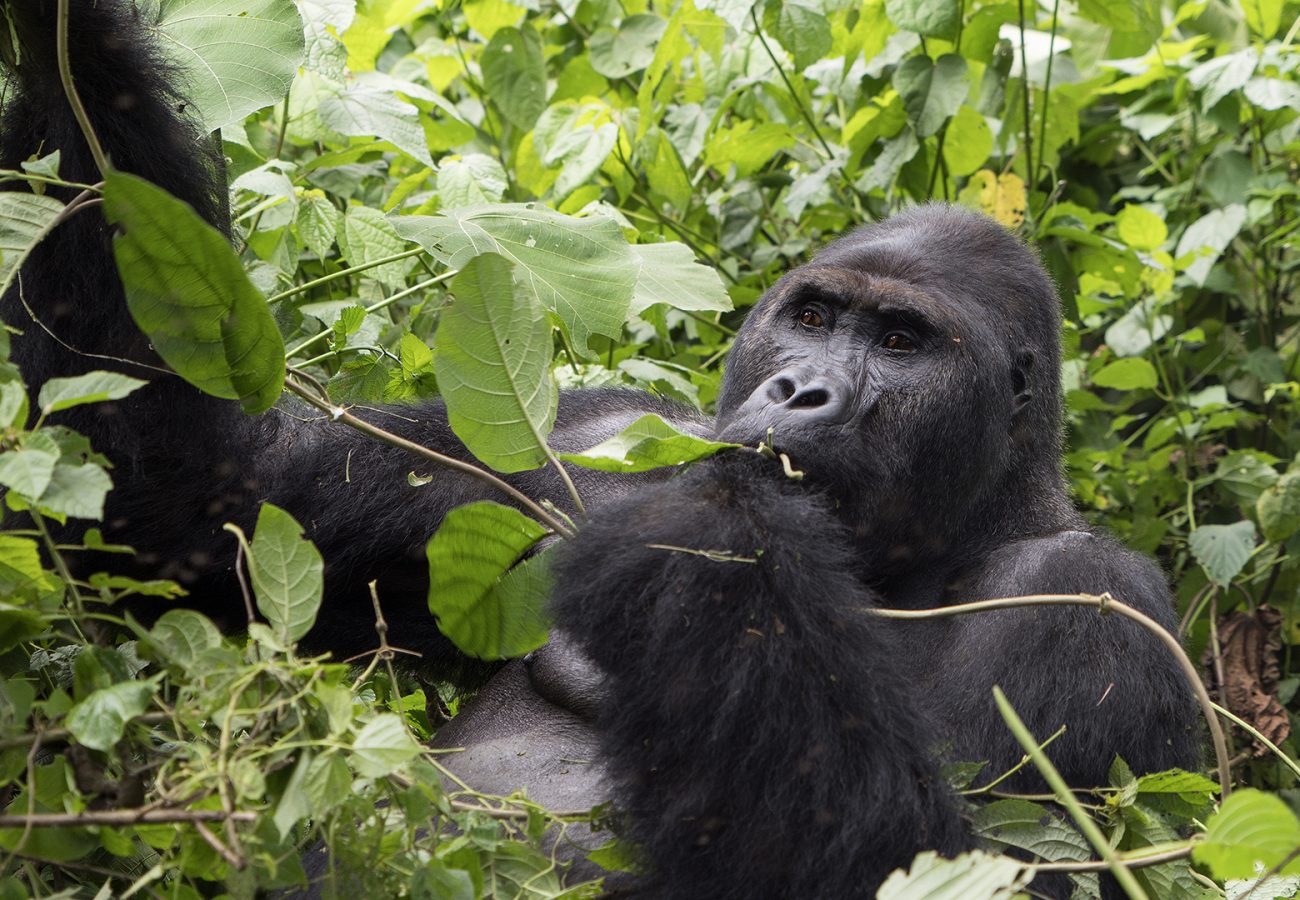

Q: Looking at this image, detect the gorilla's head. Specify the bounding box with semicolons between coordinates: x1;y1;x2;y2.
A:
715;205;1070;569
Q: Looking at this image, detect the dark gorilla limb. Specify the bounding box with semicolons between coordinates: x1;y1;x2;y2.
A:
552;455;972;899
0;1;698;675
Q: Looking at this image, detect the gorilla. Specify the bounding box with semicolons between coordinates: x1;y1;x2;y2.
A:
1;4;1199;898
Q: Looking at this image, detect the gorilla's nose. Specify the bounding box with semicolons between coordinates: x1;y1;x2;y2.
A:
759;369;849;420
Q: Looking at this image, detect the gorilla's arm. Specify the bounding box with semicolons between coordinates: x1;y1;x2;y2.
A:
551;456;970;899
910;532;1201;789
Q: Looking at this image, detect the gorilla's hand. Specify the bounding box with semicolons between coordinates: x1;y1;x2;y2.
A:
549;454;969;898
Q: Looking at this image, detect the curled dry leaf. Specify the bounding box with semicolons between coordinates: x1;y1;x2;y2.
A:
1204;606;1289;757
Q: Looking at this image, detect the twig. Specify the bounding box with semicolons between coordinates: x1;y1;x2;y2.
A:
995;687;1149;899
56;0;109;175
1211;701;1300;781
749;7;834;159
266;247;427;305
193;820;246;869
1033;843;1193;873
283;375;574;538
868;592;1232;797
0;809;256;827
960;724;1067;795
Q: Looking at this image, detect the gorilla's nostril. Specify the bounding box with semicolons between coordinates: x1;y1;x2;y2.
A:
770;378;797;402
791;387;830;408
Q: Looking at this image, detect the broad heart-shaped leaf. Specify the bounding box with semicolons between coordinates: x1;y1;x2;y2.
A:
65;678;156;752
884;0;959;39
426;502;552;659
103;171;285;414
893;54;968;138
877;850;1028;900
629;243;732;316
1092;357;1158;390
435;256;556;472
37;372;148;415
1257;470;1300;543
480;25;546;129
249;503;324;644
768;4;832;72
1194;789;1300;879
318;81;434;166
394;204;636;354
1188;521;1256;587
0;193;63;294
351;713;422;778
561;414;738;473
148;0;304;131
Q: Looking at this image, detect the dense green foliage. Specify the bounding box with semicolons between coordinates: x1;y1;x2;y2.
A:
0;0;1297;896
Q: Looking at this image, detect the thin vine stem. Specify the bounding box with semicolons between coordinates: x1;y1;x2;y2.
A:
282;374;575;539
266;247;427;305
749;6;835;159
55;0;108;175
995;687;1149;899
868;592;1232;797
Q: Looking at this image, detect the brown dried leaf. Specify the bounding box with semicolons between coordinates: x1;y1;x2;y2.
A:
1203;606;1289;757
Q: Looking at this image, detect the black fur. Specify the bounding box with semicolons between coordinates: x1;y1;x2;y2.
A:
550;208;1202;895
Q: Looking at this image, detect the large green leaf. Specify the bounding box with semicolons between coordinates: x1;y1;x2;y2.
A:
37;372;148;416
395;204;636;353
877;850;1027;899
1257;471;1300;543
1187;521;1256;587
65;679;156;752
893;54;968;138
480;26;546;129
560;414;737;473
629;243;732;316
103;171;285;414
426;501;552;659
1194;789;1300;880
0;193;64;294
149;0;304;131
351;713;423;778
249;503;324;644
434;253;556;473
884;0;960;39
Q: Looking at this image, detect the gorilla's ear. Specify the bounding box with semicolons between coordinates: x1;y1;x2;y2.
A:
1012;350;1035;414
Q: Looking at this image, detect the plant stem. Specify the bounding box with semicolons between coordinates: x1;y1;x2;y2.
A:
284;270;457;360
994;686;1149;900
283;375;574;538
267;247;427;305
869;592;1232;797
749;7;835;159
55;0;109;175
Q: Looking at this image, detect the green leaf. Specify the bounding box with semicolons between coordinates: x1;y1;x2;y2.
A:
103;171;285;414
1194;789;1300;880
1175;205;1246;287
1116;205;1167;251
971;799;1093;865
394;204;636;353
352;713;423;777
1256;471;1300;543
0;603;46;653
893;55;969;138
434;254;557;473
437;154;509;208
629;243;732;316
1092;358;1158;390
0;193;64;293
0;445;58;499
884;0;960;38
1239;0;1282;37
770;4;832;72
150;0;305;131
145;609;224;669
65;679;156;752
318;80;435;166
37;371;148;415
589;14;667;78
296;190;341;258
703;121;798;177
481;26;547;129
1134;768;1219;795
426;501;551;659
337;205;416;289
249;504;324;644
35;460;113;520
941;106;993;177
878;850;1027;899
561;414;737;473
1188;521;1256;587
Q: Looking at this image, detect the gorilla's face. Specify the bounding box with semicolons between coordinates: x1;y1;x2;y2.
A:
714;209;1058;565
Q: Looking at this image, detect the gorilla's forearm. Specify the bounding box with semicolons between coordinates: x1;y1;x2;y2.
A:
551;457;970;898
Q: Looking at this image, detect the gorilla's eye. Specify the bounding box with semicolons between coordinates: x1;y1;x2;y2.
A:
798;308;824;328
882;332;917;352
